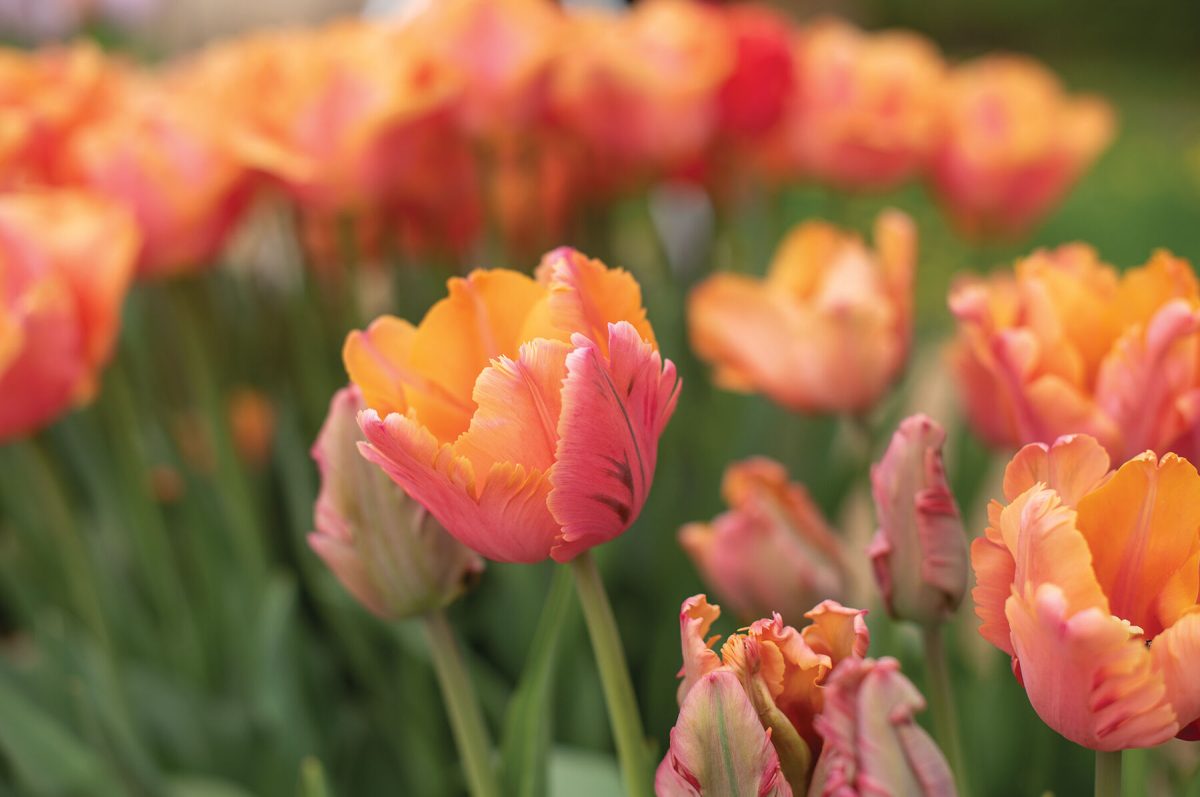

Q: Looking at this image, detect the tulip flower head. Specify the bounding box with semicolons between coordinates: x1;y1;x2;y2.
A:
930;55;1114;239
344;247;679;563
309;386;483;620
679;456;847;623
949;244;1200;462
0;190;137;442
808;657;958;796
689;210;915;415
869;415;968;626
971;434;1200;748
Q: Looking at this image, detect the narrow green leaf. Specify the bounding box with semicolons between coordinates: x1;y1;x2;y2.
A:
298;757;332;797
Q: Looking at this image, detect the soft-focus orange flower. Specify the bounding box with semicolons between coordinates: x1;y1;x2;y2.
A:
869;415;968;626
310;386;483;619
689;210;915;415
57;73;255;278
0;191;138;441
228;387;276;468
948;244;1200;461
675;594;869;787
778;19;945;191
930;55;1114;239
343;248;679;563
972;434;1200;748
679;457;847;624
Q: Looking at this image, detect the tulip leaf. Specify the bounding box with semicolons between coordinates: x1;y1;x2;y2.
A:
498;566;576;797
165;777;258;797
547;747;623;797
297;757;332;797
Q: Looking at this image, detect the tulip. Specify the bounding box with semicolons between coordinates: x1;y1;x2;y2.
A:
868;415;967;626
673;594;869;790
309;386;482;620
656;669;794;797
0;190;138;442
971;434;1200;748
343;247;679;563
948;244;1200;462
689;210;915;415
808;657;958;797
679;457;848;623
930;55;1114;239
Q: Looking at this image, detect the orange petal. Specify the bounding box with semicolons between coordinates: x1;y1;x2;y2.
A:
343;315;417;417
800;600;869;666
971;532;1017;656
677;594;723;704
1002;434;1111;505
548;322;679;561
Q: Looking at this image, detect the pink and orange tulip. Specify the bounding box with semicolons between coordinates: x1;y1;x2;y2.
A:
679;457;847;624
0;191;138;442
971;434;1200;748
949;244;1200;461
689;210;915;415
930;55;1114;238
344;248;679;563
869;415;967;626
309;387;483;620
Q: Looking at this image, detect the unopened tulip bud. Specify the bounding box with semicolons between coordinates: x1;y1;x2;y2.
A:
309;387;482;620
868;415;967;626
808;657;957;796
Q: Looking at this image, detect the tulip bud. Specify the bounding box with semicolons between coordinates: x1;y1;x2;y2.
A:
808;657;957;797
656;669;794;797
309;387;483;620
679;457;848;623
868;415;967;626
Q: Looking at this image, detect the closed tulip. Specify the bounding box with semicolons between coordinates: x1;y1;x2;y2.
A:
971;434;1200;748
869;415;967;626
0;191;138;441
930;55;1114;239
689;210;915;415
949;244;1200;462
680;457;847;624
344;247;679;563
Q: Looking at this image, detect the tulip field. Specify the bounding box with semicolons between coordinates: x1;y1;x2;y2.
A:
0;2;1198;796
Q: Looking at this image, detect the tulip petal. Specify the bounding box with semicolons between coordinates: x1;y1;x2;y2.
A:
970;525;1017;656
1152;611;1200;737
358;409;558;563
656;670;793;797
1002;434;1111;505
678;594;724;704
548;321;679;561
800;600;870;665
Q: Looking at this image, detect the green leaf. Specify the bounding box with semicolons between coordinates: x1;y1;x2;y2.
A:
548;747;623;797
498;567;576;797
297;756;332;797
165;776;258;797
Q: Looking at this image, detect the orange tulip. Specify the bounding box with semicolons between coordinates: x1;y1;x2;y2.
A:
689;210;915;415
0;191;138;441
949;244;1200;461
343;248;679;563
782;19;945;191
930;55;1114;239
679;457;847;624
971;434;1200;748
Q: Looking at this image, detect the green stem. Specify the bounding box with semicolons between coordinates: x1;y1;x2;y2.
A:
569;551;652;797
922;626;971;797
1095;750;1122;797
422;609;500;797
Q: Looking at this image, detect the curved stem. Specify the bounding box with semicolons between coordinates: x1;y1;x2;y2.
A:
922;625;971;797
422;609;500;797
1095;750;1123;797
569;552;653;797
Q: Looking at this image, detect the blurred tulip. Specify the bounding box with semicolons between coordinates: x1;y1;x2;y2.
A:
228;387;276;468
679;457;847;624
971;434;1200;748
808;657;957;796
948;244;1200;461
675;594;869;788
0;190;138;441
930;55;1114;239
656;669;794;797
689;209;915;415
309;386;483;620
779;19;945;191
343;247;679;563
715;5;794;144
58;74;254;277
868;415;967;626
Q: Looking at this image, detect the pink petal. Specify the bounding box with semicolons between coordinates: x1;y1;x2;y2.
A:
677;595;723;705
1151;611;1200;737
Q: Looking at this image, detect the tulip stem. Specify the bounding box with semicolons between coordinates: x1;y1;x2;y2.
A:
922;625;971;797
422;609;500;797
569;552;653;797
1095;750;1123;797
